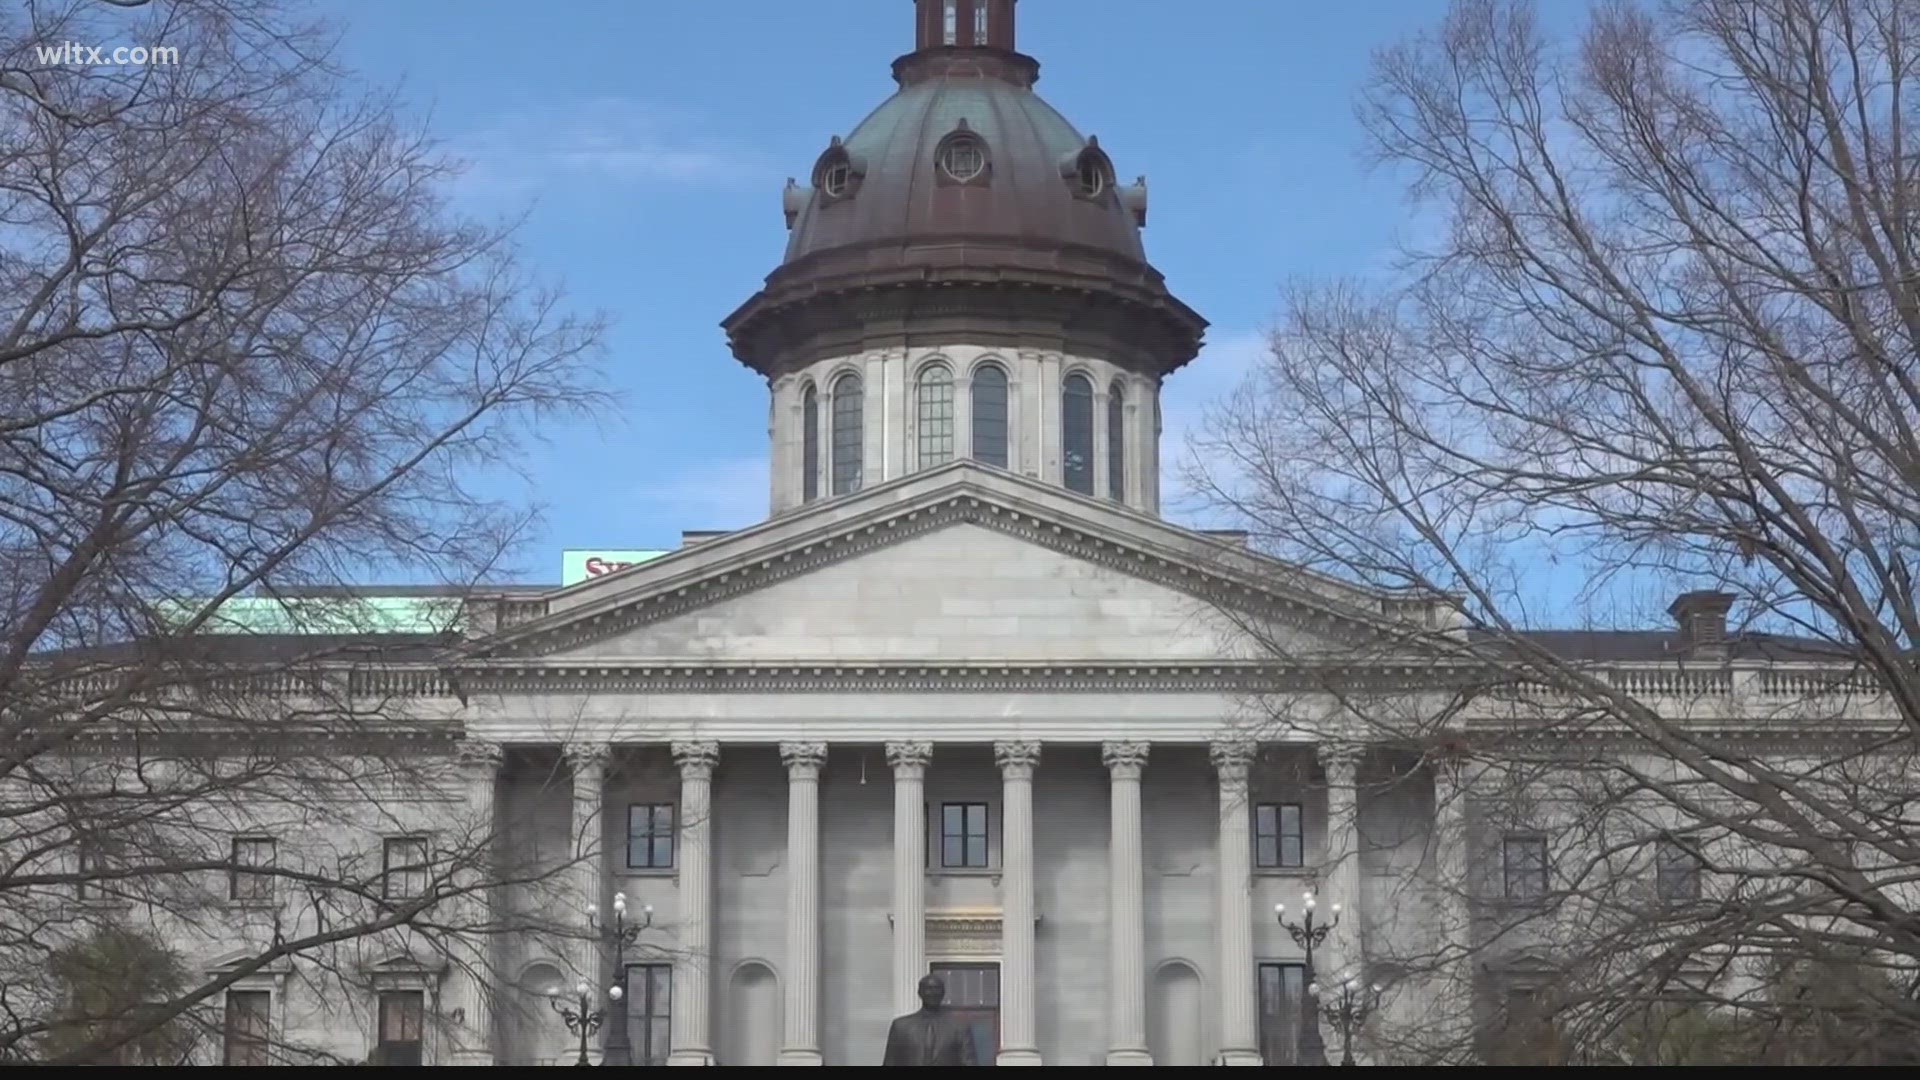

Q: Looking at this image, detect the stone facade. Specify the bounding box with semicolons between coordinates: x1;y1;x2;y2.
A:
32;463;1894;1067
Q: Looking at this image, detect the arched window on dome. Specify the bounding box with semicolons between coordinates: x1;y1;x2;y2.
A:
831;373;863;496
802;383;820;503
1107;381;1126;502
916;364;955;470
936;126;990;186
1067;141;1115;203
812;139;862;202
971;363;1009;469
1062;373;1094;496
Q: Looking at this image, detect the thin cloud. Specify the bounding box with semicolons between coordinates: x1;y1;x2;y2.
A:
629;453;770;535
443;95;771;199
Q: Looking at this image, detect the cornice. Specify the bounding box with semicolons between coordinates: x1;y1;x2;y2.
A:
411;660;1456;695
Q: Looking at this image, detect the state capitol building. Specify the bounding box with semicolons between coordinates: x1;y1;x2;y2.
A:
35;0;1871;1068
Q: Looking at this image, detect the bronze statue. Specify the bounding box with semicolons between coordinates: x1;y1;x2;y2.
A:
882;974;979;1066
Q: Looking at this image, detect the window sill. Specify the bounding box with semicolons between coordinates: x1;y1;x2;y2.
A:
224;897;280;912
1253;868;1318;880
618;868;677;879
928;867;1001;879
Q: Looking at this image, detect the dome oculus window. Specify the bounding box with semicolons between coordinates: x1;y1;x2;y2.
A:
812;140;860;200
1077;157;1108;198
937;135;989;185
1069;143;1115;201
820;160;852;197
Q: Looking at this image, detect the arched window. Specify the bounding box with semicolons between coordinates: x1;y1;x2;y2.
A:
1062;373;1094;495
1107;382;1126;502
917;364;955;469
802;383;820;503
831;373;863;496
971;363;1009;469
937;135;989;184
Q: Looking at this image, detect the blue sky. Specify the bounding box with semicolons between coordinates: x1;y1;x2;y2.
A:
313;0;1472;584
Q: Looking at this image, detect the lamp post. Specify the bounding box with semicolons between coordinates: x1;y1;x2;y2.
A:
1275;892;1339;1067
548;981;604;1067
587;891;652;1066
1309;977;1381;1067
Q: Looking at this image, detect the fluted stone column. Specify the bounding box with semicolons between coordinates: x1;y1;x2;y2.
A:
779;742;827;1066
668;742;719;1067
1211;741;1262;1066
562;742;610;991
887;741;933;1017
1320;745;1364;981
448;739;502;1065
995;740;1043;1066
1432;761;1474;1064
1103;741;1153;1066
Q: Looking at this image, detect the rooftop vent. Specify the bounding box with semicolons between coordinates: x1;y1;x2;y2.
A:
1668;590;1736;660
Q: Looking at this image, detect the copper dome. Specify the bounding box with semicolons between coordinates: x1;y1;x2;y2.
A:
723;2;1206;379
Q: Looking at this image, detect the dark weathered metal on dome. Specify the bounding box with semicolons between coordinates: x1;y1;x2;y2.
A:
723;0;1207;378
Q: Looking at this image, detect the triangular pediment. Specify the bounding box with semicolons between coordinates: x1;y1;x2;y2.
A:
465;463;1451;667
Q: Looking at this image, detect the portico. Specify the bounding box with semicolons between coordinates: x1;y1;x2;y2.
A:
466;726;1403;1067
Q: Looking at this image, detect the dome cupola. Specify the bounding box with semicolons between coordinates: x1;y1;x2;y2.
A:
726;0;1207;518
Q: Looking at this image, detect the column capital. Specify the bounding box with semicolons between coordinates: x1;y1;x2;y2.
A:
563;741;610;774
994;739;1042;779
1208;739;1255;781
1317;742;1361;781
886;740;933;776
780;741;829;778
673;740;721;779
1101;740;1150;779
456;738;503;774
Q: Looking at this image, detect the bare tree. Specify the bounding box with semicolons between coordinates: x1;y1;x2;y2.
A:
0;0;615;1064
1186;0;1920;1064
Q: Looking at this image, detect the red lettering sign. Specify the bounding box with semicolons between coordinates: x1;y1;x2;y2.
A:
585;557;646;577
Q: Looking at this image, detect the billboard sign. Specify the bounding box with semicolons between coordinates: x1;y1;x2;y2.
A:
562;549;668;587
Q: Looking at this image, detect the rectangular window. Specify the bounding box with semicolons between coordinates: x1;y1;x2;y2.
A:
1502;833;1548;900
627;964;673;1067
230;837;276;901
943;0;958;45
375;990;424;1066
973;0;990;43
627;803;676;869
940;802;990;868
1656;838;1701;902
382;837;429;900
1254;803;1304;869
76;841;105;901
223;990;271;1066
1257;962;1308;1066
931;962;999;1065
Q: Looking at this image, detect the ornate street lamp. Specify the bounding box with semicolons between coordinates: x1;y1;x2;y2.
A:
587;891;653;1066
1309;977;1382;1067
548;980;604;1067
1275;892;1340;1067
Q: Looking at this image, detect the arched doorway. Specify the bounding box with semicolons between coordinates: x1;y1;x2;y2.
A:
1148;961;1205;1066
723;961;780;1066
508;961;567;1066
